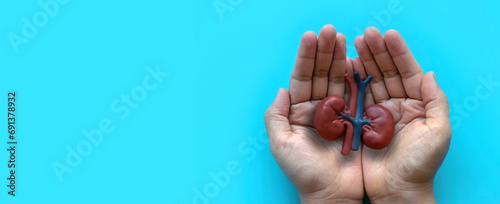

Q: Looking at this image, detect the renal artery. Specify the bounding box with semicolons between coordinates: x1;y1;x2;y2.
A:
314;72;395;155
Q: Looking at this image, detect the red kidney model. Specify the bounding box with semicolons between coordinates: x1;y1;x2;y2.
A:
314;72;395;155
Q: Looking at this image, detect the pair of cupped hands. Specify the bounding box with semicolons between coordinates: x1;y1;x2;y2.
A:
264;25;452;204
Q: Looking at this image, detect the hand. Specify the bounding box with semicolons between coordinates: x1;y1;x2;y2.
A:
353;27;452;203
264;25;364;203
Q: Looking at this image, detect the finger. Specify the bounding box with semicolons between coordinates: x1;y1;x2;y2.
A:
312;25;337;100
355;35;390;103
346;57;354;77
290;31;317;104
264;88;293;146
327;33;346;97
344;57;353;103
352;57;375;107
421;72;451;139
384;29;424;100
364;27;407;98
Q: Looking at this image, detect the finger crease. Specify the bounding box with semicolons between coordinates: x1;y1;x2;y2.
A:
381;69;400;78
292;74;313;82
390;50;410;59
313;70;330;77
372;50;390;58
328;76;344;84
400;69;423;80
299;56;316;61
370;77;385;84
317;50;334;55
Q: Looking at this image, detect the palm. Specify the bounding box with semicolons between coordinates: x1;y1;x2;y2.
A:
283;100;363;199
353;28;451;200
363;98;425;182
362;98;450;197
265;25;364;202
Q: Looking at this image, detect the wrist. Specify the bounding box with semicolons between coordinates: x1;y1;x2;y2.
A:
369;182;436;204
299;193;362;204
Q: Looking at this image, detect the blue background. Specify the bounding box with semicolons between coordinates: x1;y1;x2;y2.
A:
1;0;499;203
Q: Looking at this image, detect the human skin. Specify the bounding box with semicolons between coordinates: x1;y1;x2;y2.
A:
264;25;451;203
264;24;364;203
354;27;451;204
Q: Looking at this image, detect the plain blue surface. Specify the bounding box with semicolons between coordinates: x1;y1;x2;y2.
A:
1;0;499;203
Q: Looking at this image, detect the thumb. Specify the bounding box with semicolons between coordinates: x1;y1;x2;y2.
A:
421;71;452;137
264;88;292;144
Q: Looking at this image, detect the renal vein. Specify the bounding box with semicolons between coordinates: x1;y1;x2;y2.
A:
339;72;372;154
